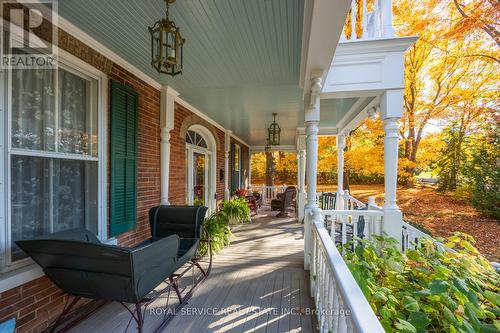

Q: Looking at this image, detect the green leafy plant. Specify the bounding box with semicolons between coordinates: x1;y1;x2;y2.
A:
219;197;251;224
198;198;251;256
345;233;500;333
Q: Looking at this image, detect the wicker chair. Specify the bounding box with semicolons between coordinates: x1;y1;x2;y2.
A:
270;186;297;217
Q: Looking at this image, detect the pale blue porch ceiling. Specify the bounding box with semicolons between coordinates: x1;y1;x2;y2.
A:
58;0;353;145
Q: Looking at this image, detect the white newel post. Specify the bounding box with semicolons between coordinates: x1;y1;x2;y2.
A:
336;133;345;210
160;86;178;205
224;130;232;200
297;134;306;222
380;90;403;242
304;74;322;270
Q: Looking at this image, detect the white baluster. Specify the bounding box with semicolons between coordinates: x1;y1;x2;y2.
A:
362;0;368;39
374;0;382;37
346;316;354;333
351;0;357;39
380;0;395;38
327;272;333;332
311;232;318;294
320;257;326;331
338;296;347;333
352;215;358;245
332;283;340;332
341;216;347;254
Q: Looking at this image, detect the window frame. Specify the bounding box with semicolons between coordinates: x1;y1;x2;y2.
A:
0;48;108;277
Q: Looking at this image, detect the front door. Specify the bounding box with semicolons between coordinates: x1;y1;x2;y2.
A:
192;151;208;206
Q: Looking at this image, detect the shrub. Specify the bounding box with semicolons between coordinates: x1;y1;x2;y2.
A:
345;233;500;332
463;127;500;219
199;198;251;256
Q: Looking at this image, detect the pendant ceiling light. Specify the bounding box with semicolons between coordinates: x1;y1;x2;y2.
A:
149;0;185;76
267;113;281;146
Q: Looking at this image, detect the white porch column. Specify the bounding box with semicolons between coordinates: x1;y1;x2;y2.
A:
380;89;403;241
160;86;178;205
336;133;345;210
297;134;306;222
248;153;252;190
224;130;232;200
304;74;322;270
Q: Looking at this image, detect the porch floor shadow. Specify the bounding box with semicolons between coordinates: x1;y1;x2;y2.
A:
70;207;316;333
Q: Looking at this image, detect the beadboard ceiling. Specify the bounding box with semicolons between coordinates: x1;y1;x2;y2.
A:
58;0;354;145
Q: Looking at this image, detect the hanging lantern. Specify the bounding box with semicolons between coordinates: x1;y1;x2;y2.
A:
267;113;281;146
149;0;185;76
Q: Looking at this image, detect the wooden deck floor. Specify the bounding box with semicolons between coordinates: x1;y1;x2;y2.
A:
71;209;316;333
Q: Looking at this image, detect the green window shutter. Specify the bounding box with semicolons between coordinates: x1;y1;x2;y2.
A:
110;81;138;237
231;143;236;193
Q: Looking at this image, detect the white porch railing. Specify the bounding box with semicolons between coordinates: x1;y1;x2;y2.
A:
401;221;433;251
323;209;384;252
309;209;385;333
342;190;366;210
341;0;395;41
249;184;289;206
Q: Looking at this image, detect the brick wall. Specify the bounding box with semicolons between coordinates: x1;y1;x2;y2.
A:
169;103;226;205
229;137;250;194
0;11;250;333
0;26;161;333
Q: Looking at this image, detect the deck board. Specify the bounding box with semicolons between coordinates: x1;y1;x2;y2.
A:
70;208;316;333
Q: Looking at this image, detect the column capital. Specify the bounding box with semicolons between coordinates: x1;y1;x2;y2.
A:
160;126;171;143
383;117;400;139
336;133;346;150
305;120;320;132
224;130;232;152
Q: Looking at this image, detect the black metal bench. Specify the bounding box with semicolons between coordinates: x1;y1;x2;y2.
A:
16;205;210;333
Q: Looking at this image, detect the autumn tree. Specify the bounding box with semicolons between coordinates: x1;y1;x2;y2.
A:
393;0;499;186
450;0;500;63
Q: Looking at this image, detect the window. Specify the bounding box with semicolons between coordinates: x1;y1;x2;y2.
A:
2;63;101;269
186;130;207;148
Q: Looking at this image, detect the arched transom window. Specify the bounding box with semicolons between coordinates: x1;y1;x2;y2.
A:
186;130;207;148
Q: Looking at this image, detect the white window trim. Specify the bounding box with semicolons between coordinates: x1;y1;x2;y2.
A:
0;47;108;292
186;144;212;207
186;125;218;213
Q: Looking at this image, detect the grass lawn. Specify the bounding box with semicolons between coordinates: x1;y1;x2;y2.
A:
316;184;500;262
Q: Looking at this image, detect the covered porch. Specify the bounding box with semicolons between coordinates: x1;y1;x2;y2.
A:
70;208;316;333
0;0;417;332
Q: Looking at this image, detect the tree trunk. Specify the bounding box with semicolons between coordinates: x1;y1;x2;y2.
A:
265;151;275;186
343;170;350;192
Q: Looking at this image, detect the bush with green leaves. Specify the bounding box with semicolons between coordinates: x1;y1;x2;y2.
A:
345;233;500;333
198;197;251;256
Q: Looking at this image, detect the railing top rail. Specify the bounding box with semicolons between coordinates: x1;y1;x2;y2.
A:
344;192;366;207
312;212;385;332
368;203;383;211
402;221;432;239
323;209;384;217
